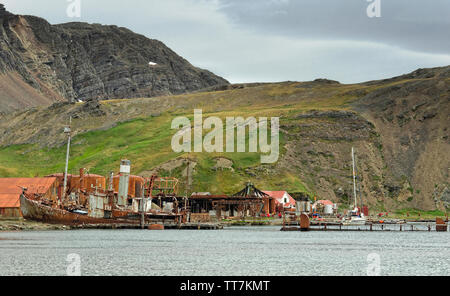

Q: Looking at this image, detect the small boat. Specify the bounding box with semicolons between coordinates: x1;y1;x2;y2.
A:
342;148;367;226
342;210;367;226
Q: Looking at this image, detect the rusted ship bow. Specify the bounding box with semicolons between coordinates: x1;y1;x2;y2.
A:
21;194;127;225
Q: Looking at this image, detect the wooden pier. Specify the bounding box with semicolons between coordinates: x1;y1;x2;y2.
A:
281;211;448;232
67;222;223;230
281;222;448;232
163;223;223;230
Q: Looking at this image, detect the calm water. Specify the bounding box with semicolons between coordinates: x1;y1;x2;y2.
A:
0;226;448;276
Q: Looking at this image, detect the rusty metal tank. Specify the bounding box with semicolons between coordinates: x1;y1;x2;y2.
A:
300;213;310;230
78;174;106;192
112;175;145;198
70;168;106;192
46;171;106;193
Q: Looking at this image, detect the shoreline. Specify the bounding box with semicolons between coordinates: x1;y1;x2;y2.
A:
0;219;69;231
1;216;448;232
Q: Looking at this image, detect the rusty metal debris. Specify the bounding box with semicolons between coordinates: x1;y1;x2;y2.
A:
436;217;448;232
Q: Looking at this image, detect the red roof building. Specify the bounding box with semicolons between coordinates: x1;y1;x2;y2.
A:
263;191;296;210
0;178;59;217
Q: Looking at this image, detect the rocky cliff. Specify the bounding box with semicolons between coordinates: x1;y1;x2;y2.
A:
0;4;228;113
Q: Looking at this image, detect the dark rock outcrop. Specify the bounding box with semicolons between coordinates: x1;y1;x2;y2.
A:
0;4;12;17
0;5;229;108
71;98;106;118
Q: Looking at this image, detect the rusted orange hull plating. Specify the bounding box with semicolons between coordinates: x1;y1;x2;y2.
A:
20;194;139;225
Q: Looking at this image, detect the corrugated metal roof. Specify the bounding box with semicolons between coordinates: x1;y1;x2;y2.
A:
263;191;287;199
0;194;21;208
0;178;57;208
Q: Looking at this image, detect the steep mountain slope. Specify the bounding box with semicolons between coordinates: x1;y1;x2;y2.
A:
352;67;450;211
0;72;60;115
0;66;448;212
0;4;228;113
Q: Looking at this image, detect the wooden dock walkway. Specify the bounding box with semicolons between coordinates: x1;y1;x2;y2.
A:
281;222;448;232
68;222;223;230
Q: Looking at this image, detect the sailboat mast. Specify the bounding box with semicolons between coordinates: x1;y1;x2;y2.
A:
355;154;364;209
352;147;357;209
62;117;72;203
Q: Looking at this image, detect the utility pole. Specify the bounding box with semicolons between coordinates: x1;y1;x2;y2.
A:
184;157;190;218
62;117;72;206
140;184;146;229
355;154;364;210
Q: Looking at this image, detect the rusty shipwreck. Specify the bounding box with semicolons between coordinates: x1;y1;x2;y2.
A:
20;160;185;226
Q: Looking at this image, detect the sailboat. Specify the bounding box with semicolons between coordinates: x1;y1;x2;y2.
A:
342;147;367;226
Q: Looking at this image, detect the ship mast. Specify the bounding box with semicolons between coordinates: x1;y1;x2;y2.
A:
351;147;357;210
62;117;72;204
355;153;364;210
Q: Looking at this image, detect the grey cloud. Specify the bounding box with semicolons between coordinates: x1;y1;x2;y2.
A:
218;0;450;55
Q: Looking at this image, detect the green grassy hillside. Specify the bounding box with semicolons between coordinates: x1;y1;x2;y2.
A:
0;81;362;194
0;106;310;196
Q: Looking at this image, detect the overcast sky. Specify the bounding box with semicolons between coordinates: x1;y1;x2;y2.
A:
3;0;450;83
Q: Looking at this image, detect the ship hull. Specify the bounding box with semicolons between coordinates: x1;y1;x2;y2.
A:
342;218;367;226
20;194;140;225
